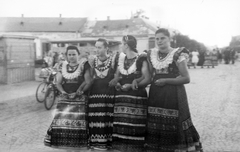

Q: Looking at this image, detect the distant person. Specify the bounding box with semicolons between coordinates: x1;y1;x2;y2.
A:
211;49;218;66
44;45;92;150
217;49;223;64
43;53;53;68
191;50;199;68
40;53;53;78
52;53;67;72
203;50;214;68
230;48;236;64
52;52;59;67
146;28;203;152
198;50;205;67
224;47;231;64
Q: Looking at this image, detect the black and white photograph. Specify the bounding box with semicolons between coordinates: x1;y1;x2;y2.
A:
0;0;240;151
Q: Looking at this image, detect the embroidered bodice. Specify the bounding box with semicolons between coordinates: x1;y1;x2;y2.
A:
149;47;189;76
150;48;177;70
118;52;138;76
118;52;148;85
62;59;87;79
92;53;121;79
61;59;89;93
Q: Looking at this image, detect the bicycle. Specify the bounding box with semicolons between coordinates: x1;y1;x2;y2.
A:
36;68;60;110
36;68;52;103
44;69;61;110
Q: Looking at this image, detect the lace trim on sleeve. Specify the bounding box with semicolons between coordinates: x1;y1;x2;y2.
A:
177;52;189;63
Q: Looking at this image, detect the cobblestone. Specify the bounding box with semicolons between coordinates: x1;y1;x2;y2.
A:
0;63;240;152
186;63;240;152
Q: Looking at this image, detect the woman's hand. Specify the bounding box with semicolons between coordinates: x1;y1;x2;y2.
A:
132;79;138;90
76;90;84;96
115;83;122;91
60;91;68;98
68;92;76;99
109;78;118;87
154;79;167;86
121;84;132;91
61;91;67;95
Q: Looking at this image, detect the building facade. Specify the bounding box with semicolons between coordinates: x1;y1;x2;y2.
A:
0;16;87;59
0;15;159;59
82;17;159;53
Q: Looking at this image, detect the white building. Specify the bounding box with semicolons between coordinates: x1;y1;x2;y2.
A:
0;15;87;60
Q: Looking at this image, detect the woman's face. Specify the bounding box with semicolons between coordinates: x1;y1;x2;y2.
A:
121;40;128;54
95;41;108;57
67;49;79;63
155;32;171;50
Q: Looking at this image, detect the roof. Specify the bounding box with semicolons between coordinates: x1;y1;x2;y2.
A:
82;18;158;37
0;17;87;32
0;34;36;39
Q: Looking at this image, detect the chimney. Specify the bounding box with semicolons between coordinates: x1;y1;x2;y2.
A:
20;14;24;25
107;16;110;20
59;14;62;25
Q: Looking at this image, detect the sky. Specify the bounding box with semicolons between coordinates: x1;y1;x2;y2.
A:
0;0;240;48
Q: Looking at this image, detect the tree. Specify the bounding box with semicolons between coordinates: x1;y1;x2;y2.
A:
172;33;207;53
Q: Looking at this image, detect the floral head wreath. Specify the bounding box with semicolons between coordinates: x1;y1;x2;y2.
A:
124;35;129;41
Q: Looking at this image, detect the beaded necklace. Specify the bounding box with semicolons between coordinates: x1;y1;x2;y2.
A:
62;62;81;79
94;55;112;78
95;55;111;72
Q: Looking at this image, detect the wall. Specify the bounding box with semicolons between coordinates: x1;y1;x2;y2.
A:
34;38;42;60
0;39;6;84
137;38;148;53
0;36;35;84
0;32;80;61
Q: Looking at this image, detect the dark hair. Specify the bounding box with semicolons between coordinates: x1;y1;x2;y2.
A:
155;28;170;37
122;35;137;53
65;45;80;55
97;38;109;48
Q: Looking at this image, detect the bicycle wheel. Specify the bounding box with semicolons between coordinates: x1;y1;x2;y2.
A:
44;84;56;110
36;82;48;103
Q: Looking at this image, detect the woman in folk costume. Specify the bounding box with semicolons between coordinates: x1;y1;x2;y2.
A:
44;45;92;150
88;38;120;150
146;28;203;152
191;50;199;68
112;35;151;152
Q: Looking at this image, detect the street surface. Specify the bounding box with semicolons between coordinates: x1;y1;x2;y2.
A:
0;62;240;152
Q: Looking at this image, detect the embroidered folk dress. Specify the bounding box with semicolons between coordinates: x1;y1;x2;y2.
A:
191;51;199;64
146;48;203;152
44;59;90;149
113;52;148;152
88;53;119;149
